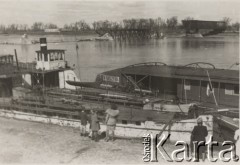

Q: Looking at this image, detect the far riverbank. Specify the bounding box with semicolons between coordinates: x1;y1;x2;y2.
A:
0;30;238;38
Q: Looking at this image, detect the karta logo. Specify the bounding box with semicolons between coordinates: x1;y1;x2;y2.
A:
142;134;239;162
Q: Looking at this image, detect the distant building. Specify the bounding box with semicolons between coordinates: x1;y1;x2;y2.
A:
60;28;72;32
182;20;226;36
44;29;60;33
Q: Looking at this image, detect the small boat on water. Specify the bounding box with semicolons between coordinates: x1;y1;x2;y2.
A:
22;33;28;39
95;33;113;41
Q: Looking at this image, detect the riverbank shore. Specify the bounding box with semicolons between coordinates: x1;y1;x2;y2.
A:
0;117;145;164
0;116;237;163
0;30;238;37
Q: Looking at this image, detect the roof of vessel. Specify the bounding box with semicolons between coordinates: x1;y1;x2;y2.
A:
102;62;239;84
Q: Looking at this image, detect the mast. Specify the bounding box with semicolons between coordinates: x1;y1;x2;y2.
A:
74;30;81;82
14;49;19;71
75;43;81;80
40;38;47;102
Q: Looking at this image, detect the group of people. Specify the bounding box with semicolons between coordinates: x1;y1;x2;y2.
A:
79;103;119;142
79;102;239;160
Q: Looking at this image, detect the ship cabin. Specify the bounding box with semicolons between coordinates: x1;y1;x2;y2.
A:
97;62;239;109
20;38;78;91
35;49;66;70
1;38;79;99
32;48;67;89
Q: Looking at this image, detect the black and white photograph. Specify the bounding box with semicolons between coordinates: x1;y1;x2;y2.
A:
0;0;239;163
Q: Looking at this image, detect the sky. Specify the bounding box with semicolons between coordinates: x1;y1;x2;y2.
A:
0;0;239;27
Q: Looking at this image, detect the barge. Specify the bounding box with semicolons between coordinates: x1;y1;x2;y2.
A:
68;61;239;109
67;52;239;141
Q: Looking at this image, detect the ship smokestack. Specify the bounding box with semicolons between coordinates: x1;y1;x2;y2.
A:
40;38;47;51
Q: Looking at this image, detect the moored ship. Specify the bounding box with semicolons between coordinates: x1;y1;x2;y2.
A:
67;56;239;141
68;61;239;109
0;38;238;142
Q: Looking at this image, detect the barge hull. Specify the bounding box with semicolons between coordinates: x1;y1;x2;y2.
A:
0;109;213;143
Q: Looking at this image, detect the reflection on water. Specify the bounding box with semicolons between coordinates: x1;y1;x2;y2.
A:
0;34;239;81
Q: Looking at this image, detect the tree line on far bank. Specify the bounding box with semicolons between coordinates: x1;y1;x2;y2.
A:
0;17;239;33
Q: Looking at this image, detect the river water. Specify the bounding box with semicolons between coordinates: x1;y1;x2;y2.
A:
0;34;239;81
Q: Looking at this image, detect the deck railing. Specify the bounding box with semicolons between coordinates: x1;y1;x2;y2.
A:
13;62;36;71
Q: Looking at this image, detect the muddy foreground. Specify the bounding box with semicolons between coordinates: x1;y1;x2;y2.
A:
0;117;237;164
0;117;149;164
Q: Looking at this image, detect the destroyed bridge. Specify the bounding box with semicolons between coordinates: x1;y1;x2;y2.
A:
95;20;227;39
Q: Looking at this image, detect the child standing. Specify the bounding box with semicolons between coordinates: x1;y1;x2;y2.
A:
90;110;100;142
79;110;88;136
